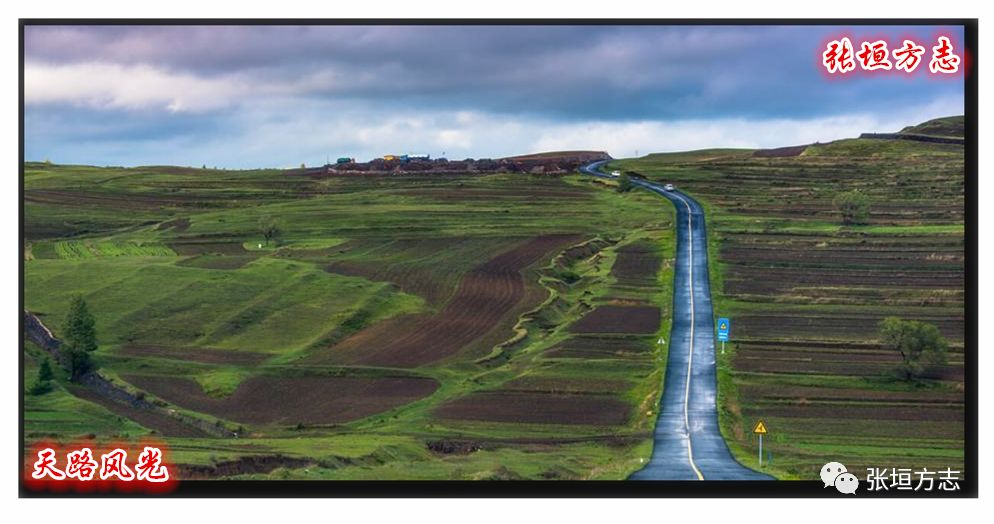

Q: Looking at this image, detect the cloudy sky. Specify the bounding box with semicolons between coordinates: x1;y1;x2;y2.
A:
24;25;965;168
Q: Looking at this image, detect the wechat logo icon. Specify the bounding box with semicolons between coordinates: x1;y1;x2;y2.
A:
821;462;859;495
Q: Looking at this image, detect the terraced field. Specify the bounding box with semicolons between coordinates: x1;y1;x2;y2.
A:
432;229;673;445
124;374;441;425
23;162;675;479
313;235;581;367
608;116;966;479
25;118;964;481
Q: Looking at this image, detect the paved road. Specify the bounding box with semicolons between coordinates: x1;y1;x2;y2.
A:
580;161;772;481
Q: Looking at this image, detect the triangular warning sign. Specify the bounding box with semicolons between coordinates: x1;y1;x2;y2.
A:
753;421;768;434
720;322;727;330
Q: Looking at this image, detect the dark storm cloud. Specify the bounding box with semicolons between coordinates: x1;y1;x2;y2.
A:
25;25;964;120
23;24;966;167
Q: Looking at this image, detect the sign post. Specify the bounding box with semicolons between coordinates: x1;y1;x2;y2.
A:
753;420;768;468
716;317;731;354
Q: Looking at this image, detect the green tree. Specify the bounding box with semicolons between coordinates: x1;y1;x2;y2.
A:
62;295;97;381
879;317;948;381
28;358;54;395
66;349;92;381
616;172;634;193
258;216;283;247
63;295;97;353
38;358;54;382
28;379;51;396
832;189;871;225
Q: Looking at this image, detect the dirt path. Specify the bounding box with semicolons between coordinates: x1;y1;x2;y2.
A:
67;385;211;438
23;311;230;438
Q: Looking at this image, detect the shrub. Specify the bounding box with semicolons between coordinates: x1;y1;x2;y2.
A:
879;317;948;380
832;190;871;225
616;173;634;193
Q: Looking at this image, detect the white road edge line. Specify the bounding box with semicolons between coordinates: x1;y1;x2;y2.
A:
672;191;705;481
590;164;706;480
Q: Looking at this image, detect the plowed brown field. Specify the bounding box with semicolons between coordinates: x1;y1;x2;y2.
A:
67;386;211;438
569;305;660;334
434;391;631;426
611;241;661;287
315;235;580;367
123;374;439;426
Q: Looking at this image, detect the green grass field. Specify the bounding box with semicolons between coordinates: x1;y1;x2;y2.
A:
22;117;966;481
24;163;675;480
23;345;151;440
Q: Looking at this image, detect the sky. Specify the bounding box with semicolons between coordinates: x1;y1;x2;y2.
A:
23;25;966;168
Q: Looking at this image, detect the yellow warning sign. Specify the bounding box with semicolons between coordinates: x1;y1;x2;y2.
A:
753;420;768;434
720;322;727;330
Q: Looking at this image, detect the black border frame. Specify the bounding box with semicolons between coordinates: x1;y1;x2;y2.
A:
18;18;978;498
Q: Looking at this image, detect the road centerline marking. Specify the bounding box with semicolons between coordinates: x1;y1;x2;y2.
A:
582;162;705;480
674;191;705;481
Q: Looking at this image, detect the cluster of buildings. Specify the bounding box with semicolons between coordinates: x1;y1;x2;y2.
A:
335;153;434;164
283;151;611;177
381;153;432;162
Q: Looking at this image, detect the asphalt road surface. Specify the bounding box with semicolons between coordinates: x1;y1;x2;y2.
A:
580;161;772;481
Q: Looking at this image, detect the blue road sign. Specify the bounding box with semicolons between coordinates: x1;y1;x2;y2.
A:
717;317;731;342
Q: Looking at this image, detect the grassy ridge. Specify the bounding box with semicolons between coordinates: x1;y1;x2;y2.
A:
609;134;965;479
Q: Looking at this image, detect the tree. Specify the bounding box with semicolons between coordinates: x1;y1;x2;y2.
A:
66;349;92;381
63;295;97;353
28;358;54;395
62;295;98;381
879;317;948;381
28;379;51;396
616;172;634;193
38;358;54;382
832;189;870;225
258;216;283;247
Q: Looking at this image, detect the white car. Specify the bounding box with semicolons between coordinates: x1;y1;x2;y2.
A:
611;170;621;177
664;183;675;191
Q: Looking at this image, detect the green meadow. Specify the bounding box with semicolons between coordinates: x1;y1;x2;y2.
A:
24;163;675;480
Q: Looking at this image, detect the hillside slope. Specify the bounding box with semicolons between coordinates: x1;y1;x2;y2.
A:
609;117;966;479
